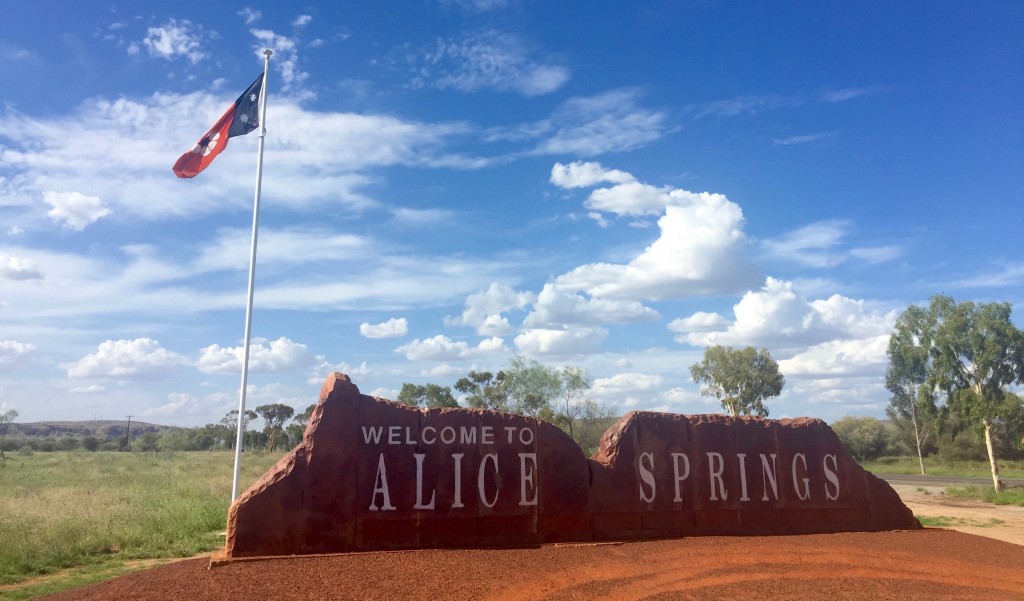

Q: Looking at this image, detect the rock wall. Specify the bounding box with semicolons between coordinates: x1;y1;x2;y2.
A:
224;373;918;558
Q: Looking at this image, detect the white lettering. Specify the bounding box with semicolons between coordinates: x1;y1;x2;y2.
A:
519;453;538;506
388;425;401;445
440;426;456;445
707;452;728;501
361;426;384;445
671;452;690;502
405;426;415;445
760;454;778;501
519;428;534;445
792;453;810;501
505;427;516;444
481;426;494;445
638;452;656;502
823;454;840;501
451;453;465;508
478;453;499;508
368;453;396;511
459;426;476;445
737;453;750;502
413;453;436;509
422;426;437;445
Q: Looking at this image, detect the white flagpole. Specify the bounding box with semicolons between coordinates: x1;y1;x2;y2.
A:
231;49;273;502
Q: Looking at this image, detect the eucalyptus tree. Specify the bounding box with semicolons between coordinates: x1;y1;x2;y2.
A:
397;383;459;408
928;296;1024;491
690;346;785;417
0;409;17;460
254;403;295;452
885;304;940;474
454;370;510;412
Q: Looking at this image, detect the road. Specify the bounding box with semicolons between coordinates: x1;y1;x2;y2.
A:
880;473;1024;488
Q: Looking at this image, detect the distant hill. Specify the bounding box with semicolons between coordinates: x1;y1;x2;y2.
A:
6;420;173;441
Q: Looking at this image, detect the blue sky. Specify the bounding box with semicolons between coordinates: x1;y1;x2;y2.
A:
1;1;1021;426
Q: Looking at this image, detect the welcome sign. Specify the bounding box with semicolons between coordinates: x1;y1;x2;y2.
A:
222;373;918;559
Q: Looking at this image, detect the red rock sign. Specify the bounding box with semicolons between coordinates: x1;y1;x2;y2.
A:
223;373;918;558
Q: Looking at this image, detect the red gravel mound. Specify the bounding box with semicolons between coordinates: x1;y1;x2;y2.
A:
41;530;1024;600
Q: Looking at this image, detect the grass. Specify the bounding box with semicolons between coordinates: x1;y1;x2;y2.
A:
860;456;1024;480
916;515;1006;528
945;485;1024;507
0;450;284;598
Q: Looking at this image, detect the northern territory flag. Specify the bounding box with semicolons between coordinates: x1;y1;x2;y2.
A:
172;74;264;178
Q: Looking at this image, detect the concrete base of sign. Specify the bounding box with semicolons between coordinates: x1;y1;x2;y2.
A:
223;373;918;558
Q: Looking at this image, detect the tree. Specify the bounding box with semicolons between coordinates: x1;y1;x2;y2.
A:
690;346;785;417
886;304;940;474
0;409;17;460
504;356;561;417
254;404;295;452
397;383;459;408
293;404;317;428
222;409;257;450
831;416;893;461
454;371;510;411
929;296;1024;491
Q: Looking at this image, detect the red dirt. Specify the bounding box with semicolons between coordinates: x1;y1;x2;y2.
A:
38;530;1024;601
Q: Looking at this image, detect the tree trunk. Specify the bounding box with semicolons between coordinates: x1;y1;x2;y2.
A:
910;401;926;475
982;420;1003;492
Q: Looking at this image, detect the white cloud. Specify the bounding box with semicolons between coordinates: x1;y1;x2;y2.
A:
238;9;261;25
513;327;607;357
0;340;34;370
771;131;838;146
550;161;636;189
531;89;667;156
143;19;207;64
416;30;569;96
250;29;309;94
0;252;43;280
553;199;760;301
850;245;903;264
196;337;314;374
395;334;504;361
43;191;111;230
360;318;409;339
444;283;534;336
591;371;663;397
668;277;896;352
523;284;659;327
691;93;801;119
308;357;370;386
778;335;890;378
761;221;847;268
66;338;187;379
292;15;313;28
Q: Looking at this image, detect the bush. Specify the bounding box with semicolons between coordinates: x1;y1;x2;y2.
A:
831;416;895;461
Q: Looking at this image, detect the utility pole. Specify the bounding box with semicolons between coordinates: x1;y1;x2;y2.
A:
125;415;133;451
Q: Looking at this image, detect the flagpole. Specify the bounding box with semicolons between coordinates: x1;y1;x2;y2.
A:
231;49;273;502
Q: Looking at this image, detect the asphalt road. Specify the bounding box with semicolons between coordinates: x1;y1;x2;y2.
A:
880;473;1024;488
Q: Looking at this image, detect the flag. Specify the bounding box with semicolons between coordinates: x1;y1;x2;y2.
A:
172;74;265;178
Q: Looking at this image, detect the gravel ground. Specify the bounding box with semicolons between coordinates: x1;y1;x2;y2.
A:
38;529;1024;601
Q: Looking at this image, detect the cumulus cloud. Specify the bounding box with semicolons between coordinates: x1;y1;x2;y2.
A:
0;252;43;280
668;277;896;353
415;30;569;96
360;317;409;339
308;357;370;385
553;202;760;301
444;283;534;336
523;284;659;328
143;19;208;64
66;338;187;379
550;161;635;189
778;335;890;378
43;191;111;230
395;334;506;361
196;337;314;374
0;340;35;370
513;327;607;357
